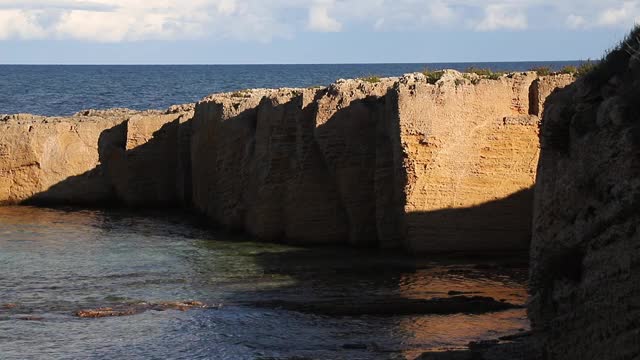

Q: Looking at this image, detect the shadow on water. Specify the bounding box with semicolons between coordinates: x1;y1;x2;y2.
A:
0;205;530;360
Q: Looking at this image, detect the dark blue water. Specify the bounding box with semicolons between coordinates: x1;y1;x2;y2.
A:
0;62;581;116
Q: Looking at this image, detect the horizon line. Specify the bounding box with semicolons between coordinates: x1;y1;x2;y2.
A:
0;60;587;66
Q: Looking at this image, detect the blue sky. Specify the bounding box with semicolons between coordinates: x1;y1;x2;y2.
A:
0;0;638;64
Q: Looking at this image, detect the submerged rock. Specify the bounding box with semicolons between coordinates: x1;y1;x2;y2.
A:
75;300;214;318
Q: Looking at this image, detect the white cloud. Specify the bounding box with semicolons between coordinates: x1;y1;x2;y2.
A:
0;9;46;39
475;4;528;31
567;14;587;29
0;1;639;43
428;1;456;25
598;1;639;26
216;0;237;15
307;0;342;32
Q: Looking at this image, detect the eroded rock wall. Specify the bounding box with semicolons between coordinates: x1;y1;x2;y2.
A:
0;108;193;206
189;82;396;244
387;71;574;252
530;49;640;358
0;112;128;205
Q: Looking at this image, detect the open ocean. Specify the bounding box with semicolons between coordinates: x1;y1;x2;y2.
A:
0;62;581;116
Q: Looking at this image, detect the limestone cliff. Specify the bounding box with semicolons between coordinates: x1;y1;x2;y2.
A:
189;80;396;245
386;71;575;252
0;71;573;253
530;32;640;359
0;107;193;206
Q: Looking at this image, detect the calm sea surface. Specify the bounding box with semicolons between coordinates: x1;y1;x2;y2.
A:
0;62;581;116
0;207;529;360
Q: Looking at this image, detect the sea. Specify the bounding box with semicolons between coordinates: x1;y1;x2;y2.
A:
0;62;581;116
0;207;529;360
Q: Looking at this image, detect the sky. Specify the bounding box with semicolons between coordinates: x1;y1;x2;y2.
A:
0;0;638;64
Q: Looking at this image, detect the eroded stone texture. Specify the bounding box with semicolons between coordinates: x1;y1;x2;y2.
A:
111;113;183;206
530;55;640;359
314;78;396;245
190;89;270;230
0;107;193;206
529;74;575;117
190;88;352;244
388;71;544;252
0;113;127;205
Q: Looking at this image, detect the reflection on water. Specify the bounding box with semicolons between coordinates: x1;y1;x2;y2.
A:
0;206;529;360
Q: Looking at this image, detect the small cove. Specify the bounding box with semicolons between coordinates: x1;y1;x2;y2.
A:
0;206;529;359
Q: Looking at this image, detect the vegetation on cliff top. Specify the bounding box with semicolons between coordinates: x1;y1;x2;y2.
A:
544;26;640;154
578;25;640;86
359;76;381;83
422;69;445;84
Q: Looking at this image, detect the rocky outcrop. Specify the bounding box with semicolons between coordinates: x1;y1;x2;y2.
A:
388;71;574;252
0;111;127;205
190;81;396;245
187;72;573;250
0;107;193;206
530;36;640;359
1;71;574;253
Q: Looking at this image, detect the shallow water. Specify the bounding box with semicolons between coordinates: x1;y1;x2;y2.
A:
0;207;529;359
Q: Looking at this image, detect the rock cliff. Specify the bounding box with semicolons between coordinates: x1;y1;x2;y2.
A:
0;107;193;206
1;71;573;253
530;31;640;359
390;72;553;252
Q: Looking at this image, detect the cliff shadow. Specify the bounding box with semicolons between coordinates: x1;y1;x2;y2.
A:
403;187;534;254
312;93;397;247
24;114;194;209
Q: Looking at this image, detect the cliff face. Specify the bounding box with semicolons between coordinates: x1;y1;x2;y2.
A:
0;108;193;206
0;71;573;253
387;72;574;252
188;72;572;250
190;80;396;245
530;43;640;358
0;111;128;205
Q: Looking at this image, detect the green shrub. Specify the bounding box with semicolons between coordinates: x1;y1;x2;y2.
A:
577;26;640;86
531;66;552;76
560;65;577;75
422;69;445;84
575;60;598;78
465;67;493;77
465;67;504;80
463;74;481;85
360;76;381;83
455;78;465;86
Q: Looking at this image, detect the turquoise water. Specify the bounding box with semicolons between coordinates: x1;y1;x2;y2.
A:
0;62;581;116
0;206;529;359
